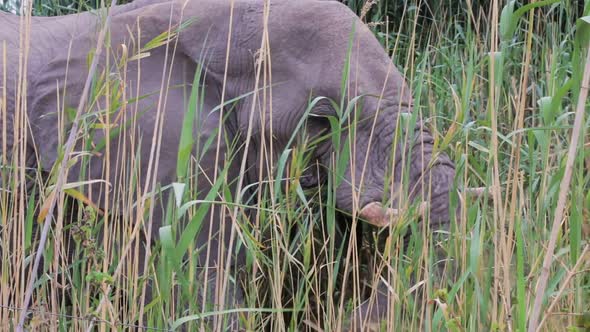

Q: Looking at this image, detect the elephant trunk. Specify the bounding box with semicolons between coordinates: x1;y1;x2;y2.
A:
406;122;456;225
355;120;456;227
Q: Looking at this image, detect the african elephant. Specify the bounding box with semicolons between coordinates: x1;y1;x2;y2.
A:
0;0;456;329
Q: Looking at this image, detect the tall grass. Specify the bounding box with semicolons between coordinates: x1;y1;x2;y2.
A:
1;0;589;331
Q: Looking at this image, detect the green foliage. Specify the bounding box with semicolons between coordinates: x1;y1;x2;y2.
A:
1;0;588;331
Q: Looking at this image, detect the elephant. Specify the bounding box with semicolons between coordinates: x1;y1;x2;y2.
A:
0;0;456;329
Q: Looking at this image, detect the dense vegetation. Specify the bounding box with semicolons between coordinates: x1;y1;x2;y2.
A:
1;0;588;331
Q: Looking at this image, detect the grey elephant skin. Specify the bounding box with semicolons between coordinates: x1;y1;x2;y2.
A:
0;0;456;328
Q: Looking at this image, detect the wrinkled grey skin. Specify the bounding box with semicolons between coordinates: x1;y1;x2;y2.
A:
0;0;455;329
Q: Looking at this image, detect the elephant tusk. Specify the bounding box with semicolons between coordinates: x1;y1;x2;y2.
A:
359;201;430;227
463;186;491;197
359;202;399;227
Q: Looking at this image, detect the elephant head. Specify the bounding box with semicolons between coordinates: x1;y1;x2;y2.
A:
171;0;457;227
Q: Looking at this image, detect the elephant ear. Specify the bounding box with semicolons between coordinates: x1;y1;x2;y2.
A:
29;50;87;172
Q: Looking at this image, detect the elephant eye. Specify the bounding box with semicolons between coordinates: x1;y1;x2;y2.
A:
310;98;338;118
299;172;318;188
306;99;338;135
299;162;325;189
307;114;331;135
